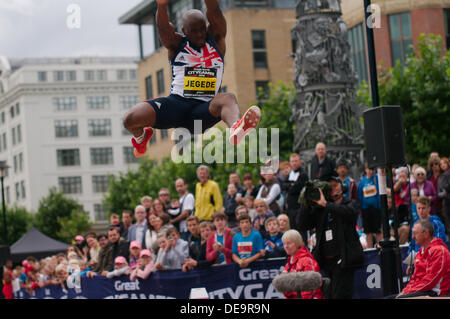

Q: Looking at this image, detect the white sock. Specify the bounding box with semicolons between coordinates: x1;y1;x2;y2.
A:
135;129;147;144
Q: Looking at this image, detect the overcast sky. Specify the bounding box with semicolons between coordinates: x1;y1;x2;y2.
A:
0;0;155;59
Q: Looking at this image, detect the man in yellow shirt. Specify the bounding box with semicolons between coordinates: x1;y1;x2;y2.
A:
195;165;223;221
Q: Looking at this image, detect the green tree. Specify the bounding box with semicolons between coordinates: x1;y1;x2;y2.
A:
34;187;92;243
0;205;33;246
358;34;450;164
257;81;295;157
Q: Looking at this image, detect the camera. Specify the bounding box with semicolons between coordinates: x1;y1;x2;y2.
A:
298;180;332;208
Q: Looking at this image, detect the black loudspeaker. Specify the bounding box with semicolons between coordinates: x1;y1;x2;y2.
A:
363;106;407;168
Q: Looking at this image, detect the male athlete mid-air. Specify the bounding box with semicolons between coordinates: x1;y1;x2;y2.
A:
123;0;261;158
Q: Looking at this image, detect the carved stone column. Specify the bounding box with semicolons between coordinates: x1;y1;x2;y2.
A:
291;0;366;179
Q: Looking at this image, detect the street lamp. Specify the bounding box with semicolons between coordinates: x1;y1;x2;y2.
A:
0;161;9;246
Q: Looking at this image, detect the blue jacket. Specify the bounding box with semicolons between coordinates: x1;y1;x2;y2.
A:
357;174;380;210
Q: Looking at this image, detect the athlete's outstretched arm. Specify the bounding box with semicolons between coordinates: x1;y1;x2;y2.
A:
204;0;226;52
156;0;182;53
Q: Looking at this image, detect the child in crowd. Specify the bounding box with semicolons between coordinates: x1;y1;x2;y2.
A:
109;213;124;236
129;240;142;270
23;257;39;295
141;195;153;215
130;249;155;280
260;217;286;259
106;256;131;278
243;196;257;222
232;214;264;268
154;228;189;270
206;211;233;265
410;188;420;225
182;221;215;272
357;163;381;249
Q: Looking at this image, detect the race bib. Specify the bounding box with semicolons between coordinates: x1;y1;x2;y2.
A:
184;67;217;98
237;241;253;257
363;184;377;198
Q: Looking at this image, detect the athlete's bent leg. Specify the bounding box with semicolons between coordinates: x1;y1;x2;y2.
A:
209;93;261;146
209;93;240;127
123;102;156;157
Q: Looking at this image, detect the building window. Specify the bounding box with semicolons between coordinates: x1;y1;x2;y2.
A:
88;119;112;136
251;30;268;69
59;176;82;194
9;105;14;119
445;9;450;49
348;23;368;84
2;133;6;151
145;75;154;99
97;70;108;81
53;71;64;82
84;70;95;81
389;12;413;66
87;96;110;110
16;124;22;144
20;181;26;199
18;152;23;172
123;146;138;164
171;0;193;32
37;71;47;82
160;129;169;140
53;97;77;111
1;112;5;124
13;155;18;173
119;96;139;110
129;69;137;80
117;69;128;80
11;127;16;146
15;103;20;116
55;120;78;138
15;182;20;200
255;81;270;101
66;71;77;81
57;149;80;166
92;175;109;193
5;186;10;204
157;69;165;94
90;147;114;165
94;203;107;221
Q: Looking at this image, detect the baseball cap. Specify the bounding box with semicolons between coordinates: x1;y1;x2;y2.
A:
114;256;127;265
130;241;142;249
139;249;152;258
75;235;84;241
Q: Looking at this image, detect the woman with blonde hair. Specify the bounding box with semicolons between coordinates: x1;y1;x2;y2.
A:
277;213;291;233
281;229;322;299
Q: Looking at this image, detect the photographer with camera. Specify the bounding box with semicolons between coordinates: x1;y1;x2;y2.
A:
297;176;365;299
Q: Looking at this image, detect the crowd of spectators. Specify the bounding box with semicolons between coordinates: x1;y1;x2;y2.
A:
2;143;449;299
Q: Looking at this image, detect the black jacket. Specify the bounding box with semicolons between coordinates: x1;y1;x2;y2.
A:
310;156;336;181
281;167;309;210
109;238;130;271
297;197;365;269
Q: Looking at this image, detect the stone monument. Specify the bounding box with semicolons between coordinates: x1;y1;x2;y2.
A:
291;0;366;179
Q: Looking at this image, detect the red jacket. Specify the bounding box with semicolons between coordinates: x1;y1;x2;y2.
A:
282;246;323;299
402;237;450;296
206;228;233;264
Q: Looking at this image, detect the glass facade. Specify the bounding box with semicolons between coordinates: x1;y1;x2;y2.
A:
389;12;413;66
347;23;368;85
